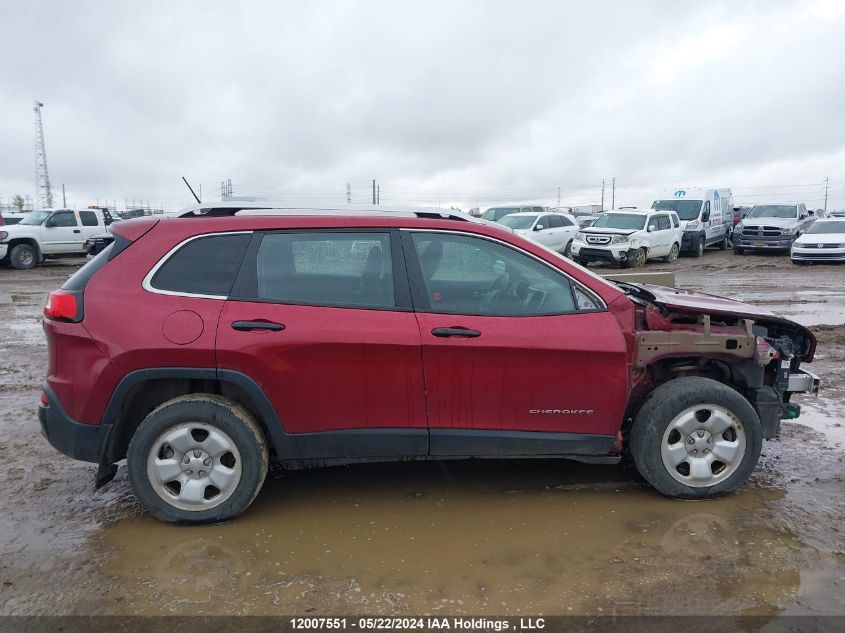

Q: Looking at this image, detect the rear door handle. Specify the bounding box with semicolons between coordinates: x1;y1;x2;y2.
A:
231;320;285;331
431;327;481;338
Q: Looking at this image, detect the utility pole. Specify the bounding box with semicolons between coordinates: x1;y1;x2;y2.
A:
372;179;376;205
611;177;616;210
377;184;380;205
557;186;561;208
33;101;53;208
62;183;66;207
824;176;829;213
346;182;351;204
601;180;605;210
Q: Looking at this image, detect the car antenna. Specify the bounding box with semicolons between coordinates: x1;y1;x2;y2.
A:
181;176;201;204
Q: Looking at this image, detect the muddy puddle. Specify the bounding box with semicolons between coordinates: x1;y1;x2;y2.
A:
92;462;805;616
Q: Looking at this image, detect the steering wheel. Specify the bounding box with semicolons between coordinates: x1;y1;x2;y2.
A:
480;272;510;312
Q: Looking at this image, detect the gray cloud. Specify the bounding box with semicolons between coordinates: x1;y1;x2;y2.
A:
1;0;843;211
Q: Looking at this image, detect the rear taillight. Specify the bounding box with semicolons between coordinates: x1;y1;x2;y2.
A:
44;290;82;322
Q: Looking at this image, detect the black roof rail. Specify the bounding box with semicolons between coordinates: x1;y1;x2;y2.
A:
413;211;469;221
178;207;474;222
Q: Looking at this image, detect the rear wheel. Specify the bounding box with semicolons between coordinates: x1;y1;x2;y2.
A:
10;244;37;269
562;239;573;258
630;377;762;499
734;247;745;255
127;394;269;524
663;243;679;263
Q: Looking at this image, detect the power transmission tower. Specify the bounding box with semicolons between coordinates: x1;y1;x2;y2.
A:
824;176;829;213
346;182;351;204
372;179;376;205
33;101;53;208
611;177;616;210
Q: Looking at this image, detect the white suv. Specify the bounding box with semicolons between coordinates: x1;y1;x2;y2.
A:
498;211;580;255
571;209;682;268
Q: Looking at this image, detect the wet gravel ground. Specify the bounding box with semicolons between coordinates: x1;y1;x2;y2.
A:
0;251;843;616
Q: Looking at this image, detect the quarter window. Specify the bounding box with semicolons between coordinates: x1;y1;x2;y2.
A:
79;211;99;227
253;232;395;309
409;232;577;316
150;233;251;297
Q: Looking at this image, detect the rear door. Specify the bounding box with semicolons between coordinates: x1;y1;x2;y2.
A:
217;229;428;459
402;230;629;457
78;210;104;242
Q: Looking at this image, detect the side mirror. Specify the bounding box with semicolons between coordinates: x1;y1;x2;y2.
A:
45;217;57;228
534;224;545;231
647;224;656;232
702;211;710;222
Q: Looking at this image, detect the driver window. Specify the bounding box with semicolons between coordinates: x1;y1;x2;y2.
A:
409;233;577;316
48;211;78;227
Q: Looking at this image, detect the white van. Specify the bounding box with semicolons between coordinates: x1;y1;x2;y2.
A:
651;188;733;257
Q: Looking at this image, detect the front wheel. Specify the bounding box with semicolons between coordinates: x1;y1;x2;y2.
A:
10;244;37;269
624;248;646;268
127;394;269;524
694;239;705;258
629;377;762;499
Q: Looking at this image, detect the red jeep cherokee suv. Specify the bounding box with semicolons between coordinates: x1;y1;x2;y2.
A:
39;208;819;523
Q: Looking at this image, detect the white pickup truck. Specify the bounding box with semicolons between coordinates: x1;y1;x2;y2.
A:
0;208;112;269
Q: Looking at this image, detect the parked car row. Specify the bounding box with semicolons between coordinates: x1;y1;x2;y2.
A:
479;193;840;268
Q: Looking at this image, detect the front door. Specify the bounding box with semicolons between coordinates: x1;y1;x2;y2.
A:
402;230;629;457
41;210;82;253
217;229;428;459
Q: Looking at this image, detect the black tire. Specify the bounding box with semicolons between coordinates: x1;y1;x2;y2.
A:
127;394;269;524
563;239;573;258
623;248;646;269
10;243;37;269
629;377;763;499
734;247;745;255
663;243;679;263
718;236;728;250
694;239;705;258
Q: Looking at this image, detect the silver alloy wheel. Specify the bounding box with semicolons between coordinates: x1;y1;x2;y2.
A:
19;248;34;266
146;422;242;511
668;244;679;262
660;404;746;488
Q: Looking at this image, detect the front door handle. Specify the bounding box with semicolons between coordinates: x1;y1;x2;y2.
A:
232;320;285;331
431;327;481;338
73;229;81;233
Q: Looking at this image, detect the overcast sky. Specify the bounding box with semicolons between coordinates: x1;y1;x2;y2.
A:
1;0;844;211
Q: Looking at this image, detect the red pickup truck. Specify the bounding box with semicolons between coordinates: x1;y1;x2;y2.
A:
38;208;819;523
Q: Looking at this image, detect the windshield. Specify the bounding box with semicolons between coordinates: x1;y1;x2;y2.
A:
481;207;520;221
651;199;703;220
19;210;51;226
806;221;845;235
591;213;646;230
746;205;798;219
499;215;537;229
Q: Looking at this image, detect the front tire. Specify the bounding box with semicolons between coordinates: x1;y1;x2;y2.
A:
694;239;705;258
127;394;269;524
10;244;37;269
630;377;762;499
624;248;646;268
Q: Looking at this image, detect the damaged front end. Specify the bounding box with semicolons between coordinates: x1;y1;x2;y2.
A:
620;283;819;439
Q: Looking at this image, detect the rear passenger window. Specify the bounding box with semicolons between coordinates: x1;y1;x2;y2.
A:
252;232;395;309
79;211;99;226
150;233;251;297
